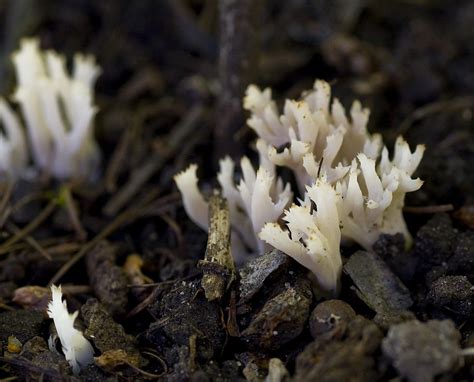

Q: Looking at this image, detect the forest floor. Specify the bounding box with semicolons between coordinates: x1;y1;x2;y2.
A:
0;1;473;381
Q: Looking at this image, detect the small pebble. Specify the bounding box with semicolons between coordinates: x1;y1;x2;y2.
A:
344;251;413;315
241;280;311;351
239;249;290;303
309;299;356;338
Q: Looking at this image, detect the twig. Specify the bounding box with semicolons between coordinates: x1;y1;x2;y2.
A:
50;194;178;284
215;0;260;160
104;127;133;192
198;193;235;301
60;185;87;241
0;199;57;255
397;96;474;136
404;204;454;214
45;242;81;256
0;376;18;381
102;105;205;216
61;285;92;295
126;286;163;318
5;222;51;260
0;181;14;227
0;191;46;228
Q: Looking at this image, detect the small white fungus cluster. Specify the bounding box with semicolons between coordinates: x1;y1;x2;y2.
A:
175;79;424;293
0;38;101;181
47;285;94;374
174;156;292;263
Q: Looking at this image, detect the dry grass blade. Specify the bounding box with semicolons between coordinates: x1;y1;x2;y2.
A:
50;193;180;284
0;199;57;255
404;204;454;214
398;96;474;136
102;105;205;217
60;185;87;241
5;221;51;260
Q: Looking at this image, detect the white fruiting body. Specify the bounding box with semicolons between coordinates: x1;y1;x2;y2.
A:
260;177;342;295
174;164;209;231
246;80;424;250
1;38;101;181
244;80;382;193
47;285;94;374
176;78;425;294
174;157;292;262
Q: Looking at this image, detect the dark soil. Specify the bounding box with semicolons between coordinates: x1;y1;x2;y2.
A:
0;1;473;381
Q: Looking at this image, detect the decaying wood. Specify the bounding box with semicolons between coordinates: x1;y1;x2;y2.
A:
198;193;235;301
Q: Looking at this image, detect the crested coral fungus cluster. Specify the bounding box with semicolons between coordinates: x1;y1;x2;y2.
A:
175;79;425;294
0;38;101;182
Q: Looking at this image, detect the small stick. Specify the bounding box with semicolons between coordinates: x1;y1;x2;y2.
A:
0;181;14;224
0;192;47;229
104;127;133;192
60;185;87;241
5;221;51;260
198;193;235;301
50;194;178;284
404;204;454;214
215;0;260;161
398;96;474;135
0;199;57;255
45;242;81;256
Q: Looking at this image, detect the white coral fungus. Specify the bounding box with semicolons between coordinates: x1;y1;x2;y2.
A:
176;79;424;294
260;176;342;295
47;285;94;374
247;80;424;249
244;80;382;193
174;156;292;263
336;140;424;249
0;38;101;181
